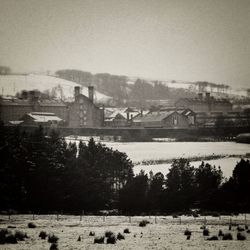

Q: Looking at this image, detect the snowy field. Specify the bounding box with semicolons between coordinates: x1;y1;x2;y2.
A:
134;157;243;178
0;214;250;249
103;141;250;162
66;140;250;178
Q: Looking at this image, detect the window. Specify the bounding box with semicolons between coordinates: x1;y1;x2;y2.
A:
173;115;178;125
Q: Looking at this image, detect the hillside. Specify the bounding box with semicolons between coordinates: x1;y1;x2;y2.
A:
0;74;113;104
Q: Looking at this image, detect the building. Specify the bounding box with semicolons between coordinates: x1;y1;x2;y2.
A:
104;107;145;127
67;86;104;127
133;108;196;128
20;112;63;127
175;93;232;114
0;92;67;124
0;86;104;128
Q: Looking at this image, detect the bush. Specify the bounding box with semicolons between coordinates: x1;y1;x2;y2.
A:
107;234;116;244
247;229;250;234
50;243;58;250
139;220;150;227
237;232;246;241
203;228;210;236
124;228;130;234
77;236;81;241
222;233;233;240
0;229;11;244
15;230;28;241
89;231;95;236
39;231;47;239
5;233;18;244
94;236;104;244
207;236;218;241
237;225;245;232
184;229;192;236
192;212;199;218
186;235;191;240
117;233;125;240
218;229;224;237
105;231;114;238
48;234;59;244
28;222;36;228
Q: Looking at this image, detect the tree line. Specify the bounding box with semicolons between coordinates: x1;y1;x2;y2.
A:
55;69;195;107
0;124;250;214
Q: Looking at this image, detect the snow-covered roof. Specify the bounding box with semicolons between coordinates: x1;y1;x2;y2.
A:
26;112;62;123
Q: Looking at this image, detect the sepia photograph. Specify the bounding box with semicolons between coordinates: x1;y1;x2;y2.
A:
0;0;250;249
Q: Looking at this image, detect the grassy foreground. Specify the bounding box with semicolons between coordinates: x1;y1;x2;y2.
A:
0;215;250;249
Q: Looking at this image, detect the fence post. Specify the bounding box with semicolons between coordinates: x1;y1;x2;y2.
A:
56;212;59;221
155;216;157;224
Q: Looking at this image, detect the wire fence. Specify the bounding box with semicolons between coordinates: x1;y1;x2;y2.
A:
0;214;249;227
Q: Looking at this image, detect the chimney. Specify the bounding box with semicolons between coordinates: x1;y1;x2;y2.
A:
21;90;28;99
74;86;80;100
205;92;210;101
198;93;203;100
88;86;94;102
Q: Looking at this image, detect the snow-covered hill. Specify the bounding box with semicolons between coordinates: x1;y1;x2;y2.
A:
0;74;113;103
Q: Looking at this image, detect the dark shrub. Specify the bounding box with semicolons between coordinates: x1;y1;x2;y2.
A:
218;229;224;237
229;224;232;230
124;228;130;234
117;233;125;240
89;231;95;236
192;212;199;218
211;212;220;217
5;233;17;244
94;236;104;244
7;226;16;229
186;235;191;240
245;225;248;230
107;234;116;244
222;233;233;240
203;228;210;236
139;220;150;227
237;232;246;241
0;229;11;244
15;230;28;241
105;231;114;238
200;226;206;230
39;231;47;239
48;234;59;244
247;229;250;233
50;243;58;250
237;225;245;232
207;236;218;241
184;229;192;236
172;214;178;218
77;236;81;241
28;222;36;228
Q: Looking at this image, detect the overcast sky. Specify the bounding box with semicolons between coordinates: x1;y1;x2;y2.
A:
0;0;249;88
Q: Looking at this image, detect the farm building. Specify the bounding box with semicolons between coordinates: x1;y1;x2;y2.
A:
175;92;232;114
133;108;196;128
104;107;145;127
0;86;104;128
20;112;63;127
0;93;67;124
